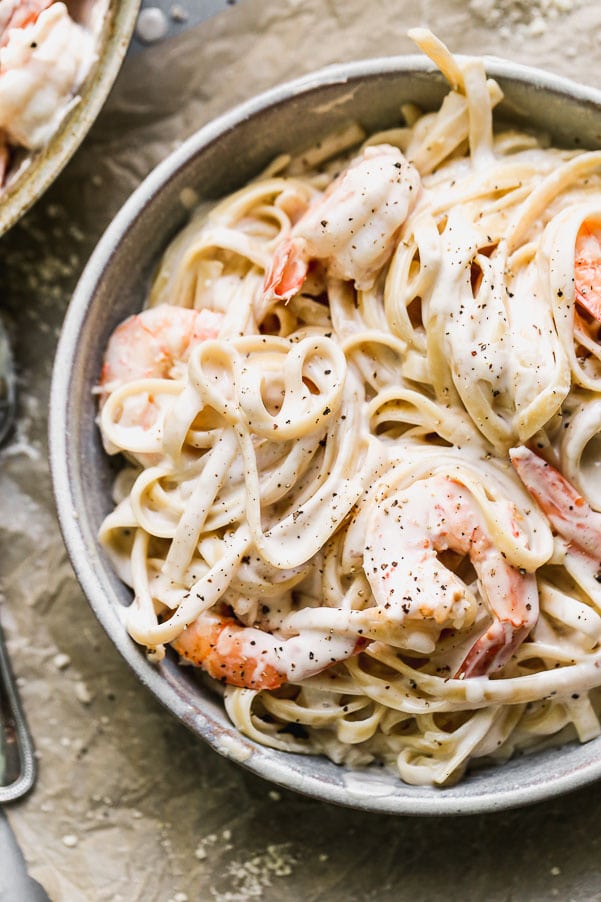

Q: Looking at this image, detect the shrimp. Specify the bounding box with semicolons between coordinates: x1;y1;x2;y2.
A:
510;445;601;556
0;1;95;151
171;609;365;690
100;303;223;394
263;144;421;301
365;475;539;678
0;0;51;42
574;218;601;323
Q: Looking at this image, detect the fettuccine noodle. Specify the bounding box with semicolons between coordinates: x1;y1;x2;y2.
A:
97;30;601;786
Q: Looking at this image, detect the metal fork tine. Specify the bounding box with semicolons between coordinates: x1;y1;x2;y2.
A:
0;619;36;803
0;318;16;446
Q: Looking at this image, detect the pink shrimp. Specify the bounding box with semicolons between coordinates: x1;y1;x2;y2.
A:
171;610;366;690
0;0;52;181
263;144;420;301
0;1;97;154
0;0;51;44
365;475;539;678
100;304;223;395
574;218;601;323
510;445;601;556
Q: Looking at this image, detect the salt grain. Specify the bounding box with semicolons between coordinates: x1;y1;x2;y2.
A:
529;14;547;35
62;834;78;848
170;4;188;22
179;187;199;210
136;7;168;43
74;681;94;705
53;652;71;670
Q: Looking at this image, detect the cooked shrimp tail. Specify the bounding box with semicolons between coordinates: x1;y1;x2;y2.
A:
263;144;420;301
456;568;538;678
262;237;309;303
574;219;601;323
366;475;539;679
171;610;365;690
510;445;601;556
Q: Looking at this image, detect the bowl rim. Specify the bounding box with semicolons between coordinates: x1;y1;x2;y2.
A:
50;53;601;816
0;0;142;237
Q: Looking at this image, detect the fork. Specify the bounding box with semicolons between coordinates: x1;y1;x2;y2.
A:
0;318;36;803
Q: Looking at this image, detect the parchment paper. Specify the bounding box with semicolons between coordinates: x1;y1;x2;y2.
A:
3;1;601;899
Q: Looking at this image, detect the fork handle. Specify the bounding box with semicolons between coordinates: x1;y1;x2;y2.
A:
0;621;36;803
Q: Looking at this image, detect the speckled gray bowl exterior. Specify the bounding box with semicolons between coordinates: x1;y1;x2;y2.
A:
0;0;141;237
50;56;601;815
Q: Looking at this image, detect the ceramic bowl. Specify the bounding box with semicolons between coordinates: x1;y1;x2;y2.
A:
0;0;141;237
50;55;601;814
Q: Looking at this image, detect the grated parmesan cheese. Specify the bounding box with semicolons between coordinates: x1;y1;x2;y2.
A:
469;0;579;39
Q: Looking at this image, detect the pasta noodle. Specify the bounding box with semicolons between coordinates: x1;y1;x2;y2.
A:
97;30;601;786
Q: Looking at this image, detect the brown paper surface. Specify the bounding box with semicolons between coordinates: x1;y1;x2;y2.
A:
2;1;601;899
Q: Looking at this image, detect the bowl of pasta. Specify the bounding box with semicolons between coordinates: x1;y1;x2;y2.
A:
0;0;140;236
50;30;601;814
